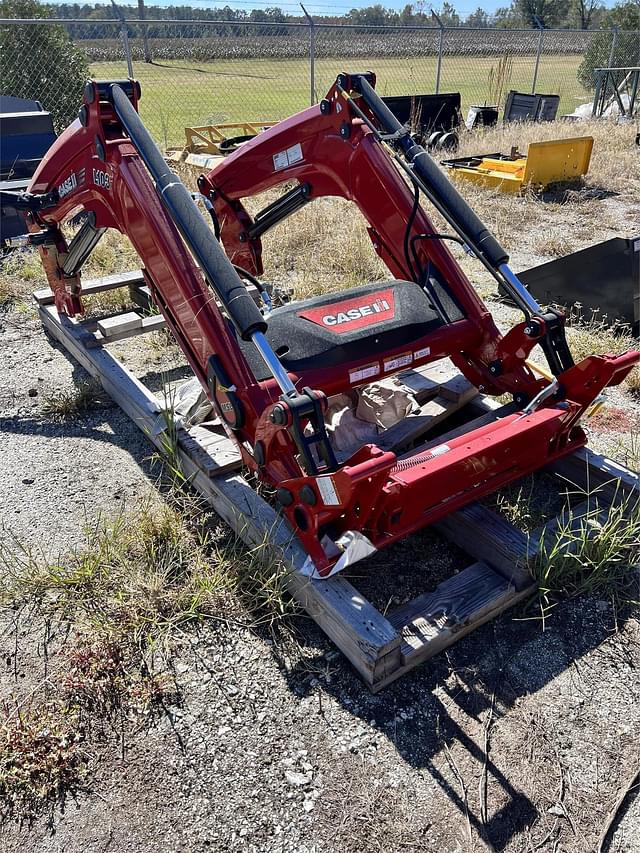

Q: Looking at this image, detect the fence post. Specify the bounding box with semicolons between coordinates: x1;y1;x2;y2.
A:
137;0;151;63
109;0;135;77
120;23;134;78
301;4;315;105
431;11;444;94
608;26;619;68
531;19;544;94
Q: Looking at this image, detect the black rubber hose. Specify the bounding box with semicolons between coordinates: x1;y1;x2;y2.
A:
109;84;267;341
352;75;509;270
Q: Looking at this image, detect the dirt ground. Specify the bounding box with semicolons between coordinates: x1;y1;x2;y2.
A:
1;117;639;853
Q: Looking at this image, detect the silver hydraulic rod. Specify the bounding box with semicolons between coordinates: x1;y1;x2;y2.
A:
498;263;544;317
251;331;298;396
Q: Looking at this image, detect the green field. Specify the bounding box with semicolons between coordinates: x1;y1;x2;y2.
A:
91;53;589;147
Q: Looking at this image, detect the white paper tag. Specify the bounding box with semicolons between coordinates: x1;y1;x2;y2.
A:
286;142;303;165
349;363;379;384
431;443;451;457
316;475;340;506
383;353;412;372
413;346;431;360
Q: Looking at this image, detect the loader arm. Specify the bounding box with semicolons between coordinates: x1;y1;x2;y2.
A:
7;75;638;577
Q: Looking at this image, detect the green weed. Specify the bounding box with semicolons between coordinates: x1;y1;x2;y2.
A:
533;491;640;623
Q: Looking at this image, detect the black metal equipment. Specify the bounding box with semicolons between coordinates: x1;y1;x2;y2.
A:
1;96;57;247
519;237;640;335
382;92;461;149
592;67;640;118
503;90;560;123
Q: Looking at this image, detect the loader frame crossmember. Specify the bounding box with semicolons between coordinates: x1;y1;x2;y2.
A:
14;74;639;576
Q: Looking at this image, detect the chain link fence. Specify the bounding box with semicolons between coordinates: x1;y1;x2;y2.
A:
1;17;638;147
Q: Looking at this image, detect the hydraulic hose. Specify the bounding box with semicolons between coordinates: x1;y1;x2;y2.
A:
348;74;543;318
109;83;267;342
351;75;507;269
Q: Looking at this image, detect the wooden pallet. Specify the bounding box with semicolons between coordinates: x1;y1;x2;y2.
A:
34;273;640;691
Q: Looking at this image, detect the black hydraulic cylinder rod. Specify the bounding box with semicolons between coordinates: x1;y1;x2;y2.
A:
350;74;509;271
109;84;267;341
62;212;106;276
248;182;311;240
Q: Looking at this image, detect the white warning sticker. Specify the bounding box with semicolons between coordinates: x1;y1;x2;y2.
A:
316;475;340;506
273;142;304;171
273;150;288;170
383;352;412;372
286;142;303;165
431;443;451;457
349;362;380;384
413;346;431;360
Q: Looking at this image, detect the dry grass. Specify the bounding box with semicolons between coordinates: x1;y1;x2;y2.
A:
0;701;88;825
0;249;43;307
449;118;640;261
0;493;296;654
0;229;140;311
40;380;105;422
247;194;387;301
0;483;298;821
561;308;640;396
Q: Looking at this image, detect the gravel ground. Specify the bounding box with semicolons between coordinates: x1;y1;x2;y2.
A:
1;179;639;851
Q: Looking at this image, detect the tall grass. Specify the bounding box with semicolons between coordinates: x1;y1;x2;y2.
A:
533;492;640;623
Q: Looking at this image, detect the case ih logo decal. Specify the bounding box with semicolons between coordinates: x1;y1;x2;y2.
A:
299;289;395;334
57;168;86;199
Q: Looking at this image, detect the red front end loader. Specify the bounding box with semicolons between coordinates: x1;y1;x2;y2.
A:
3;73;638;576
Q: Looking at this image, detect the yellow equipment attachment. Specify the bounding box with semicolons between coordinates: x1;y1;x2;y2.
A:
185;121;277;156
442;136;594;193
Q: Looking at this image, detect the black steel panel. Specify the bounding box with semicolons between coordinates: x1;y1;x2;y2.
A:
519;237;640;333
381;93;461;134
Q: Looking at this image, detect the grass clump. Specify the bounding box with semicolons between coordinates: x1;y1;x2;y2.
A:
533;493;640;622
40;380;105;422
0;501;223;640
0;497;296;651
62;634;173;719
0;701;88;825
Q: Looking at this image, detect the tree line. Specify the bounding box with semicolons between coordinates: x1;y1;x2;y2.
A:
29;0;640;32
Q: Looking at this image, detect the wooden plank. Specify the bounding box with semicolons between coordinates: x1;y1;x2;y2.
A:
438;373;478;403
37;302;400;687
39;305;236;476
34;270;144;305
378;561;535;689
399;359;475;405
549;447;640;504
434;503;533;590
179;426;241;477
87;313;166;347
397;369;441;403
97;312;142;337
